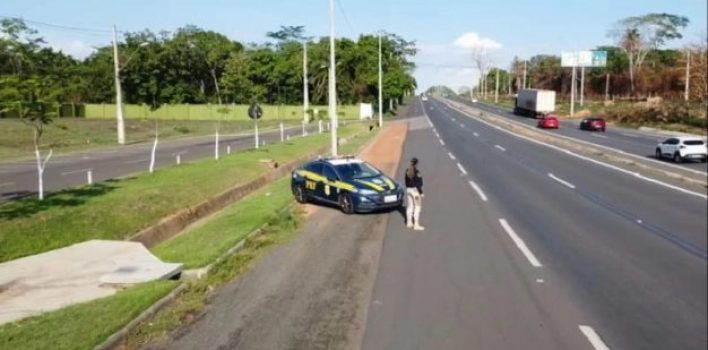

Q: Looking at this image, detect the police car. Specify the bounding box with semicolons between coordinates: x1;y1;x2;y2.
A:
291;157;404;214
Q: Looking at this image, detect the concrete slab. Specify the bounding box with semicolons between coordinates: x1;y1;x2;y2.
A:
0;240;182;325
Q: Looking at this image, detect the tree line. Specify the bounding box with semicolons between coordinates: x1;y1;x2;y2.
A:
0;19;417;113
469;13;706;103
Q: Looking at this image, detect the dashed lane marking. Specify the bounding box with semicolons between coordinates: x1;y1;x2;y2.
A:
548;173;576;189
468;180;488;202
499;219;542;267
578;325;611;350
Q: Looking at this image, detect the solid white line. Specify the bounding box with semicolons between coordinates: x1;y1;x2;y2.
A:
468;180;488;201
457;162;468;175
448;152;456;160
548;173;576;189
439;139;445;146
495;145;506;152
578;325;611;350
499;219;543;267
447;103;708;199
61;168;92;176
592;134;608;139
473;132;479;137
124;158;149;164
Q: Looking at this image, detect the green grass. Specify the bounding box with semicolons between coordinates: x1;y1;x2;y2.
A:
0;280;178;350
85;103;360;121
152;127;378;268
0;124;367;263
0;118;296;162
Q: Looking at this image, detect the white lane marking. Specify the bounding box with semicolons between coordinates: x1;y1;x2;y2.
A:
456;162;468;175
61;168;92;176
473;132;480;137
591;134;608;139
621;133;638;138
578;325;611;350
468;180;488;201
448;104;708;199
499;219;543;267
433;128;437;133
460;123;466;128
548;173;576;189
439;139;445;146
124;158;149;164
0;182;14;188
495;145;506;152
448;152;456;160
536;278;544;283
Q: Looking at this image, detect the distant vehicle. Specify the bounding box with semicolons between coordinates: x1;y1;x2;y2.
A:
655;137;707;163
537;115;560;129
421;95;428;101
579;117;606;132
291;157;404;214
513;89;556;118
471;98;478;103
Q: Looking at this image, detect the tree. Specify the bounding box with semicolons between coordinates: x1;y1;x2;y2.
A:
610;13;689;94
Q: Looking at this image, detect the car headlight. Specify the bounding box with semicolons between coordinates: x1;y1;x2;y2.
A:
359;189;377;195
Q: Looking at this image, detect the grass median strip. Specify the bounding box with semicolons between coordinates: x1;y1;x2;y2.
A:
0;124;366;263
0;280;178;350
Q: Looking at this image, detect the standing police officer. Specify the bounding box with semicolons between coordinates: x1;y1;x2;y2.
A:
405;157;424;230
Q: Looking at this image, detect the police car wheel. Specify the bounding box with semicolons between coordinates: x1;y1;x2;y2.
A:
293;185;306;203
339;193;354;214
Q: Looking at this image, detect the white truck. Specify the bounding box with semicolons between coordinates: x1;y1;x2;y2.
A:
513;89;556;118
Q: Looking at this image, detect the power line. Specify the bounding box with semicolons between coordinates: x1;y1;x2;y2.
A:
334;0;355;36
0;15;112;35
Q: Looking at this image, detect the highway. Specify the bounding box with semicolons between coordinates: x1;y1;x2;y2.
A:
456;98;708;174
363;98;707;350
0;122;332;202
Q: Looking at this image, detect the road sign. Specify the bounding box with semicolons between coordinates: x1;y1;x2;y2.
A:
248;103;263;119
561;51;607;67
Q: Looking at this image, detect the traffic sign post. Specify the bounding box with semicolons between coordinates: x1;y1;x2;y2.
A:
561;51;606;116
248;103;263;149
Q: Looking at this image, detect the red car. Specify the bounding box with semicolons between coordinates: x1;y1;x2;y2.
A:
579;117;606;132
537;115;559;129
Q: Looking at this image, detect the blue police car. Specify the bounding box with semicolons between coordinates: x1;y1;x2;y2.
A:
291;157;404;214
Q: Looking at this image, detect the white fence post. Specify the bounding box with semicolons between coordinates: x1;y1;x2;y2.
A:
318;120;323;134
87;170;93;185
280;122;284;142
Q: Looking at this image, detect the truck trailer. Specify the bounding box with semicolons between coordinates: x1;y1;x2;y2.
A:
513;89;556;118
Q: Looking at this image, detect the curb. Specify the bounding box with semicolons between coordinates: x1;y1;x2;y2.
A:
94;283;187;350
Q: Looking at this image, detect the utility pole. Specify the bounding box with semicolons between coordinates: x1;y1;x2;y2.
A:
112;25;125;145
378;33;383;127
684;50;691;101
605;73;610;101
303;41;309;122
328;0;338;157
570;65;577;117
494;69;499;103
580;66;585;106
522;60;527;89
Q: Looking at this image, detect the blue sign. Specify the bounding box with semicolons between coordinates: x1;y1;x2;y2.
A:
591;51;607;67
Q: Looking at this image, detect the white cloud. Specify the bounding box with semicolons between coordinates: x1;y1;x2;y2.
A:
453;32;502;51
48;39;97;59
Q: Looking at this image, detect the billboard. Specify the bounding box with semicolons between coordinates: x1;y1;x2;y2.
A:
561;51;607;67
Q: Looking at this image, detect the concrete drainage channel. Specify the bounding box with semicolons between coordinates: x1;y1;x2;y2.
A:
442;99;708;191
95;136;358;350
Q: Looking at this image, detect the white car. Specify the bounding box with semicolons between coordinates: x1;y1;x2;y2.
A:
421;95;428;101
655;136;707;163
471;98;478;103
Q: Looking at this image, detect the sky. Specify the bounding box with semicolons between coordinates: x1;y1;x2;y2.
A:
2;0;706;93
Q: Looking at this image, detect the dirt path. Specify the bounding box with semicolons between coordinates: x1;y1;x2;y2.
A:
146;121;408;350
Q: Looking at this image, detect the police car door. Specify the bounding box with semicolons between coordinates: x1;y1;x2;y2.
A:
303;162;324;199
321;165;340;202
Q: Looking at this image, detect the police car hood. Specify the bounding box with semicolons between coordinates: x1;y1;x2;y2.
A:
349;174;398;193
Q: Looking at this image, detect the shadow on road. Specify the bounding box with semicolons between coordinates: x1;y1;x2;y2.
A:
0;182;118;220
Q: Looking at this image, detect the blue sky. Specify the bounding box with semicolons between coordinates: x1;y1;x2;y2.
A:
3;0;706;92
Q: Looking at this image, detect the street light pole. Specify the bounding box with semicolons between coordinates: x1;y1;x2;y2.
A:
112;25;126;145
303;41;309;122
378;33;383;128
328;0;338;157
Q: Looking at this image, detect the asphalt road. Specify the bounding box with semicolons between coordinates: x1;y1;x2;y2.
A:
362;97;706;349
455;97;708;174
0;122;335;202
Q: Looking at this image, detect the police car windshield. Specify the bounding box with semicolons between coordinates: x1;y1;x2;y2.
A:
334;162;381;180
